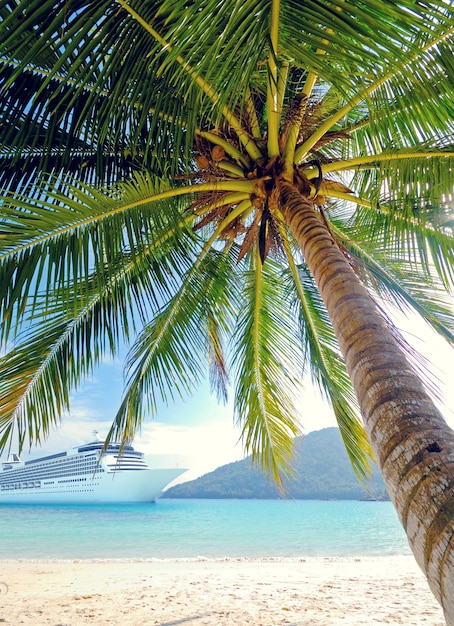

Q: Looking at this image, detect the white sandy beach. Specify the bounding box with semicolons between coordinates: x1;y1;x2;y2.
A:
0;556;446;626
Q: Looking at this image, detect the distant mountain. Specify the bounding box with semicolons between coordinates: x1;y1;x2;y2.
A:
163;427;389;500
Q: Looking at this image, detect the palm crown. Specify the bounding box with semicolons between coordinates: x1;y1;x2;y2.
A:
1;0;453;485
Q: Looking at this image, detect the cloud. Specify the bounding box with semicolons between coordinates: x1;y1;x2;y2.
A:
137;420;245;482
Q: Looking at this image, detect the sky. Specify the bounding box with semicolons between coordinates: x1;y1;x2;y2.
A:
2;307;454;485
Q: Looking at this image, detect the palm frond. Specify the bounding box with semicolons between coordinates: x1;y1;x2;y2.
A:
281;238;372;479
4;1;454;186
0;171;258;338
0;321;71;451
363;40;454;150
341;147;454;212
0;286;131;452
108;247;238;444
1;1;192;180
294;14;454;162
328;209;454;339
281;0;453;91
0;217;201;450
342;191;454;289
232;252;303;485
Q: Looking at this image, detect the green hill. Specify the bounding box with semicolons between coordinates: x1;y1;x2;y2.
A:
163;427;388;500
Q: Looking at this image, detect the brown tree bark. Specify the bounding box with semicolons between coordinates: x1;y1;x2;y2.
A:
280;182;454;624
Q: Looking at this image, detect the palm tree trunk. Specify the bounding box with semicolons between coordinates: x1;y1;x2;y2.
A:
280;182;454;625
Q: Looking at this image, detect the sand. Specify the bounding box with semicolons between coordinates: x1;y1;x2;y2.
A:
0;556;446;625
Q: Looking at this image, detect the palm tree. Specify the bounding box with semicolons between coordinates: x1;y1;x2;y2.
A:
1;0;454;620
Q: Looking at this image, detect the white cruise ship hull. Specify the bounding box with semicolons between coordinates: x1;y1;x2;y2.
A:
0;439;186;504
0;467;185;504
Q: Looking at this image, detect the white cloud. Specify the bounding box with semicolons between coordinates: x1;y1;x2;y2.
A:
138;420;245;482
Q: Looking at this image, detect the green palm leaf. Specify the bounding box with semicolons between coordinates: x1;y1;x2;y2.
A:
109;247;238;442
0;171;203;335
0;217;198;449
281;238;372;479
329;213;454;342
232;253;303;484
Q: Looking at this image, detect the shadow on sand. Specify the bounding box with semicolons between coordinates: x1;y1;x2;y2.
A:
159;615;214;625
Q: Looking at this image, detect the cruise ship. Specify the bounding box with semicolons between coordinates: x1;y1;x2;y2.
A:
0;435;186;504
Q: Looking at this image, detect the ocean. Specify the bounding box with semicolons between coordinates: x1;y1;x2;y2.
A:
0;498;410;560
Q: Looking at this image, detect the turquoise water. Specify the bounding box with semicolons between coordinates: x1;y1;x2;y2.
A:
0;499;410;560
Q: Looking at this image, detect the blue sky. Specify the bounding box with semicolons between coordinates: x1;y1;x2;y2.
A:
2;308;453;484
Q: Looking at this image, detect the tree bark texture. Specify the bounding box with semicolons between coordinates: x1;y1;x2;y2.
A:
280;182;454;624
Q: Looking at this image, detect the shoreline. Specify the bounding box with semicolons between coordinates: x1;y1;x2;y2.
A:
0;556;445;625
0;554;413;561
